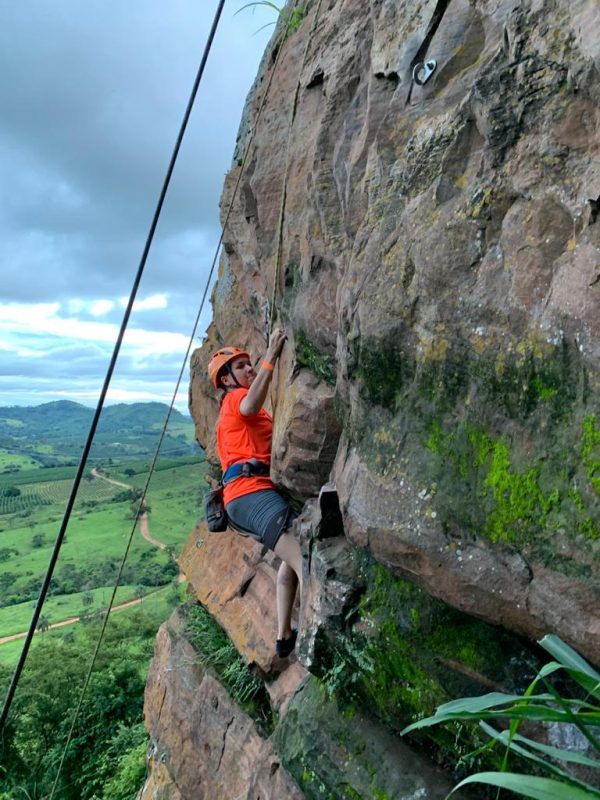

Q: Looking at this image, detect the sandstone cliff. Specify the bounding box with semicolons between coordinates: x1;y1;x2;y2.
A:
141;1;600;797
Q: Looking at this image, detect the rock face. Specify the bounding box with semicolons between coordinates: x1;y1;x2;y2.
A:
190;0;600;663
139;609;304;800
143;527;456;800
145;0;600;797
178;530;286;677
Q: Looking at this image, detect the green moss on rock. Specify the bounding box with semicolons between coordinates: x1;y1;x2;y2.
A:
296;330;336;386
273;675;453;799
309;555;537;772
353;334;579;425
424;419;599;550
582;415;600;494
353;338;416;412
348;335;599;560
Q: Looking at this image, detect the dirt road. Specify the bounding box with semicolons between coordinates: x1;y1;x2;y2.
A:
0;468;187;648
91;469;186;571
92;469;165;549
0;593;161;645
90;468;130;489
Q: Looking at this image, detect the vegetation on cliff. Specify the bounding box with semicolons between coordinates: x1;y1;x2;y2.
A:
0;602;179;800
404;635;600;799
184;601;272;729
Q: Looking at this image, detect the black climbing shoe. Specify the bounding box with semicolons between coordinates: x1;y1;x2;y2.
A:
276;629;297;658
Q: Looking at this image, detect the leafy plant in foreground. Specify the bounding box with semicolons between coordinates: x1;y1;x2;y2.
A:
403;635;600;799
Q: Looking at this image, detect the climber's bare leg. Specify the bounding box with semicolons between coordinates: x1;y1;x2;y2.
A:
273;530;303;639
275;561;298;639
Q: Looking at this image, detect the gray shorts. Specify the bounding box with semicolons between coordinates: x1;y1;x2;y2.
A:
226;489;297;551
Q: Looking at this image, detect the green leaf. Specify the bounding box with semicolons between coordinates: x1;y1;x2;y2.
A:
402;694;599;735
480;723;600;794
542;675;600;753
497;727;600;769
402;693;539;733
540;636;600;699
234;1;282;15
452;772;600;799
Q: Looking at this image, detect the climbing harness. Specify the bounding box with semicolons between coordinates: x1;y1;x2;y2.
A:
223;459;270;484
412;59;437;85
203;459;270;532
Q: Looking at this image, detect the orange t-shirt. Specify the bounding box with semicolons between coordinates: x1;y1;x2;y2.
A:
217;388;276;505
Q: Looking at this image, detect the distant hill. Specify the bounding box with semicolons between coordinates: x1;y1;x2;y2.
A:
0;401;197;467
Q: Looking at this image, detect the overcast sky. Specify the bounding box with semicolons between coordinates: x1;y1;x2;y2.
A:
0;1;275;411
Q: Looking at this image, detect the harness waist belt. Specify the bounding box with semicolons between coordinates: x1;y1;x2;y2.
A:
223;459;270;486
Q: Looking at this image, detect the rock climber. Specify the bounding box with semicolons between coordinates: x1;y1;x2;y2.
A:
208;329;302;658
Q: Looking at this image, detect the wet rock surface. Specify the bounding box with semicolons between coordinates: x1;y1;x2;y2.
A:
273;676;453;800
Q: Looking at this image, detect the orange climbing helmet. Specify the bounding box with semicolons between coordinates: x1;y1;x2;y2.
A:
207;346;251;389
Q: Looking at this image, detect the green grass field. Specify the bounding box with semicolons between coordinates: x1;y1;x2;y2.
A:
108;460;207;549
0;451;39;471
0;502;173;603
0;452;205;639
0;418;25;429
0;477;119;516
0;464;78;490
0;625;65;666
0;584;145;637
0;583;180;667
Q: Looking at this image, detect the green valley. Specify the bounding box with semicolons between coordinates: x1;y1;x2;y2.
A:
0;401;206;663
0;402;207;798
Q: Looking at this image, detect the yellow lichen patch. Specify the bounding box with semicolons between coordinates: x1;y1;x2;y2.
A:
466;328;494;356
515;335;552;366
495;351;507;378
373;427;394;445
471;334;489;355
418;335;449;361
469;187;492;219
453;173;468;189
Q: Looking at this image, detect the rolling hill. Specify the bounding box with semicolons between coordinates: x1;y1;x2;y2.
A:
0;401;198;467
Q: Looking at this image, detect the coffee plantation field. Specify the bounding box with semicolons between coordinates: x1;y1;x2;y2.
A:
0;478;119;517
0;451;206;621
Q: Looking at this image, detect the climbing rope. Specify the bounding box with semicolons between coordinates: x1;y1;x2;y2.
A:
269;0;326;336
0;0;227;742
43;5;308;797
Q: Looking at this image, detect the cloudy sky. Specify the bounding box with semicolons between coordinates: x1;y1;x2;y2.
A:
0;1;275;411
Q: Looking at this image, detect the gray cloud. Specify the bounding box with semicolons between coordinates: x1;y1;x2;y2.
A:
0;345;108;380
0;2;272;300
0;1;274;406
